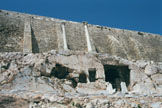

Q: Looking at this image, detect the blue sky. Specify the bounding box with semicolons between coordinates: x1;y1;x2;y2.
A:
0;0;161;35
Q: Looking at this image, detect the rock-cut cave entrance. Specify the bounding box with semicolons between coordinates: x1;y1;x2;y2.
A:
104;65;130;91
88;68;96;82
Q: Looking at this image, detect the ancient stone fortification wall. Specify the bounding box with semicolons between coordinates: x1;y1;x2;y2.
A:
0;10;162;62
0;11;24;52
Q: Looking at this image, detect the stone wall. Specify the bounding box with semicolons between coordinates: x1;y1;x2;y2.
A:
30;17;59;53
0;10;162;62
0;11;24;52
65;22;87;51
88;25;162;62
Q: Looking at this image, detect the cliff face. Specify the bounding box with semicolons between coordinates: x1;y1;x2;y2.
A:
0;51;162;108
0;10;162;62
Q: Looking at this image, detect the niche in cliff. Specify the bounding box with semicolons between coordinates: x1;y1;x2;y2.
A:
104;65;130;91
88;68;96;82
79;72;87;83
51;63;72;79
50;63;89;88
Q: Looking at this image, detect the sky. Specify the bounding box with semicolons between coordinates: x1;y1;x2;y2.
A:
0;0;161;35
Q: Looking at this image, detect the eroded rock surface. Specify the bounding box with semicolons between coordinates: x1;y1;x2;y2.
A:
0;50;162;108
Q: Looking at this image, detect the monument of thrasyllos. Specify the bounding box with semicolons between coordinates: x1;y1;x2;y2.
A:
0;10;162;108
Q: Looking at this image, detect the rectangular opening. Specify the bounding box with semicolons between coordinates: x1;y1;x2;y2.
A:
104;65;130;91
88;68;96;82
79;73;87;83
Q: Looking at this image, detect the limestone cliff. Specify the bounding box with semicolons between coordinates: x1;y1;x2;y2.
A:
0;51;162;107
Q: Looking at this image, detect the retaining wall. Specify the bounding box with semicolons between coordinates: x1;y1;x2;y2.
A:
0;10;162;62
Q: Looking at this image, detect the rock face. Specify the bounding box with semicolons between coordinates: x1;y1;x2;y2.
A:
0;10;162;62
0;51;162;107
0;96;29;108
0;10;162;108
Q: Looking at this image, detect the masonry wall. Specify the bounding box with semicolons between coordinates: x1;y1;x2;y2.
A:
65;22;87;51
0;10;162;62
88;25;162;62
30;18;59;53
0;11;24;52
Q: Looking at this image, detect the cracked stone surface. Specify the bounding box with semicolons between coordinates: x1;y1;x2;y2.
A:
0;50;162;108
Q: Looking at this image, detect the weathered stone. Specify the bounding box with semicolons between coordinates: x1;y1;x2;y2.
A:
69;73;79;78
23;18;32;53
62;84;75;93
133;82;156;95
0;96;29;108
121;82;128;93
151;74;162;85
23;66;32;76
106;82;116;94
86;103;95;108
145;65;158;75
129;69;146;86
0;43;161;108
76;82;107;94
150;102;162;108
156;87;162;95
0;10;162;62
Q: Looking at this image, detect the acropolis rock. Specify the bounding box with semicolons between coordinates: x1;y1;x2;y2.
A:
0;10;162;108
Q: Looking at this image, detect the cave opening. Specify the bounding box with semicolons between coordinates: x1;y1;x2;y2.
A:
51;63;69;79
88;68;96;82
104;65;130;91
79;73;87;83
